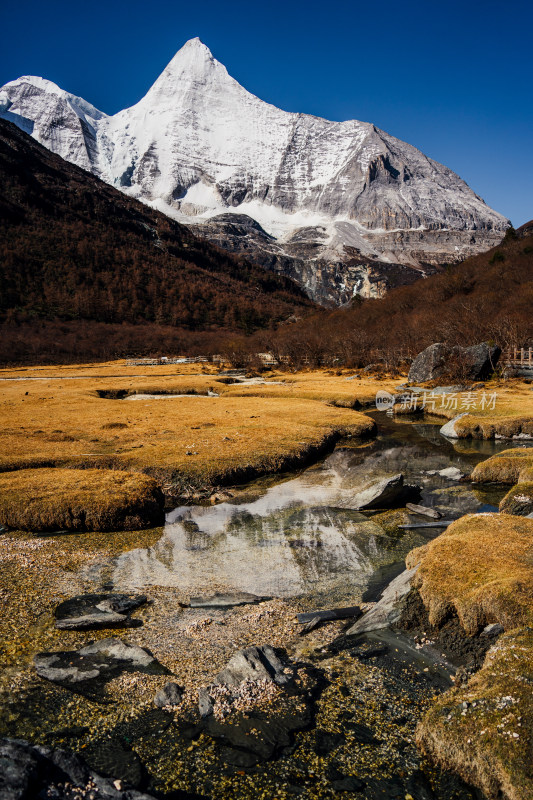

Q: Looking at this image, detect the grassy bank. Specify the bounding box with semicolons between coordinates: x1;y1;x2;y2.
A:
0;362;383;504
406;514;533;800
419;379;533;439
0;468;164;531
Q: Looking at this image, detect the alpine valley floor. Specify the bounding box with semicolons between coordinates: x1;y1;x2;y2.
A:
0;363;532;800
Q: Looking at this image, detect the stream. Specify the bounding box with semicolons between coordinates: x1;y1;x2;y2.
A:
0;412;527;799
90;412;510;603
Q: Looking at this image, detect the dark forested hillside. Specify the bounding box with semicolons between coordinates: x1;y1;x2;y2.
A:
252;224;533;367
0;119;314;362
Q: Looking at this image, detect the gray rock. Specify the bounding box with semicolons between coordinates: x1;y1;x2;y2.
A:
34;637;169;696
438;466;464;480
461;342;501;380
216;644;292;687
298;616;324;635
440;413;468;439
196;645;320;764
406;503;442;519
408;343;449;383
481;623;504;637
0;738;159;800
56;610;129;630
345;566;419;635
296;606;361;624
54;594;147;631
154;682;183;708
409;342;501;384
297;606;362;635
189;591;271;608
0;738;41;800
198;687;215;718
351;473;420;510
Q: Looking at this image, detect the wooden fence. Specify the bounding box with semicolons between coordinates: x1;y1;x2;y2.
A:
503;347;533;367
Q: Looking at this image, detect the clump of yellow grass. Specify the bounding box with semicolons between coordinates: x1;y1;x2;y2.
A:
0;468;164;531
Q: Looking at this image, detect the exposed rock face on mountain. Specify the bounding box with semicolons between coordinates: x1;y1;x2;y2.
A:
0;118;313;334
191;214;431;305
0;38;509;304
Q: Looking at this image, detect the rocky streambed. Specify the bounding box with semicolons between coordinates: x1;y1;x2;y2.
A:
0;413;528;800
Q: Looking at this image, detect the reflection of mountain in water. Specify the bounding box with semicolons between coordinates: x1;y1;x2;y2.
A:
111;500;429;603
106;418;514;603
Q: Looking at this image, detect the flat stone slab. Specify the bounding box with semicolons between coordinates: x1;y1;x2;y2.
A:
34;637;169;698
344;566;419;636
189;591;271;608
54;593;147;630
297;606;361;624
398;521;454;529
406;503;442;519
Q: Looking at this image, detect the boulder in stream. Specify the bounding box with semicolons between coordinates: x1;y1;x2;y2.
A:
215;644;292;687
351;474;420;511
440;413;468;439
183;645;321;765
344;566;419;635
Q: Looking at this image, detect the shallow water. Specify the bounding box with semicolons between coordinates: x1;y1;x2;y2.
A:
94;412;517;607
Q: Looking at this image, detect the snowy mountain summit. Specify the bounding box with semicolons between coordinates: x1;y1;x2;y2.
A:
0;38;509;304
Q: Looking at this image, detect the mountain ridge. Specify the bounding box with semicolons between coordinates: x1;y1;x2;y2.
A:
0;118;314;362
0;38;509;304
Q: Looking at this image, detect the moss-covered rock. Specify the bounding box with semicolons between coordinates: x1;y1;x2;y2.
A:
500;481;533;516
417;628;533;800
406;513;533;799
406;514;533;634
471;449;533;485
0;468;165;531
449;416;533;441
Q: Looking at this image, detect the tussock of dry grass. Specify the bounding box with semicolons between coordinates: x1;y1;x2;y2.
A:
517;464;533;481
0;468;164;531
424;380;533;439
471;449;533;484
0;363;380;498
417;628;533;800
408;513;533;798
454;415;533;440
406;514;533;634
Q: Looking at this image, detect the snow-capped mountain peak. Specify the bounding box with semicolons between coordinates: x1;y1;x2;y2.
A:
0;39;509;304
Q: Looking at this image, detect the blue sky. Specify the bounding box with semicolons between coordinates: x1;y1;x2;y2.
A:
1;0;531;225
